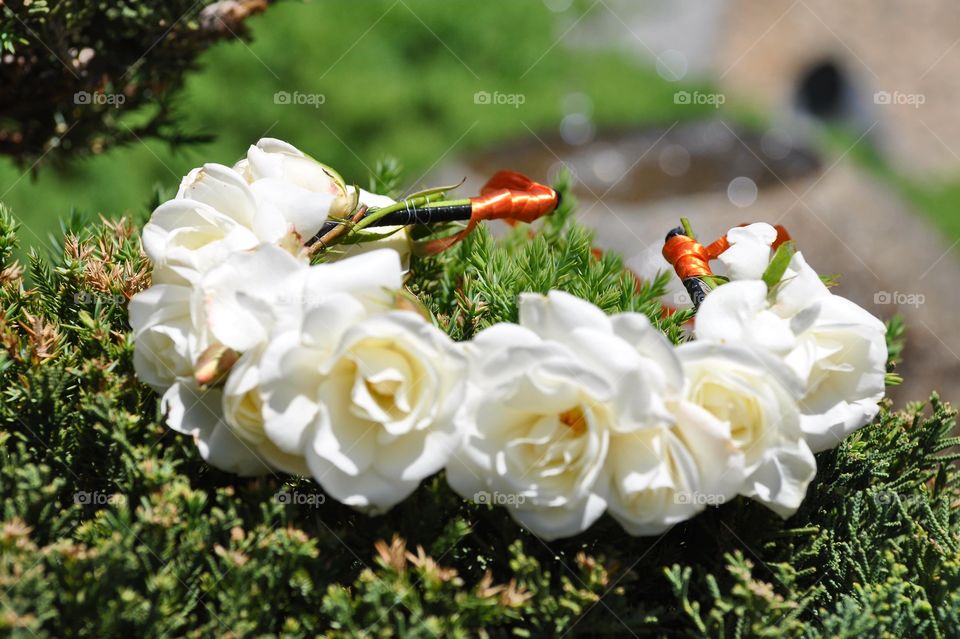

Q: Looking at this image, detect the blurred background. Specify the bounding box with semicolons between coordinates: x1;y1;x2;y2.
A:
2;0;958;404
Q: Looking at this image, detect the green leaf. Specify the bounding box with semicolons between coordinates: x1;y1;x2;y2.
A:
762;240;796;289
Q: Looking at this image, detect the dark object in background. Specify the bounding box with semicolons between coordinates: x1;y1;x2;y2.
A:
795;60;849;120
0;0;269;170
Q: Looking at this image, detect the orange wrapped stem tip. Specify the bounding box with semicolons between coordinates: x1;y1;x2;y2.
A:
663;233;713;280
422;170;559;255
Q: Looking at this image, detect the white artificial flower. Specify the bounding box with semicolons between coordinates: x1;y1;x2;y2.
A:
676;341;816;518
448;291;742;539
258;301;466;513
695;252;887;452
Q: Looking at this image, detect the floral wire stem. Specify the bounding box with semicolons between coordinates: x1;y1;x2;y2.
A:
307;205;369;256
306;192;473;252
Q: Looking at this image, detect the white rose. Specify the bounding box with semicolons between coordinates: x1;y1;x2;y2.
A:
132;244;306;394
161;380;273;476
233;137;354;240
200;243;310;353
217;248;407;477
448;291;730;539
258;296;465;513
131;244;317;475
144;162;296;284
531;292;745;536
714;222;777;281
676;341;816;517
220;347;311;476
445;321;615;540
605;398;745;536
129;283;204;391
695;252;887;452
142;197;261;286
785;295;886;451
143;138;360;283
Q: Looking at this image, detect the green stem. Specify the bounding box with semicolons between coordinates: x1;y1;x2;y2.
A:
351;194;469;232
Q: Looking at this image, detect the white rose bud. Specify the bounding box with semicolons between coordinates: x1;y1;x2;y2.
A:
234;137;355;238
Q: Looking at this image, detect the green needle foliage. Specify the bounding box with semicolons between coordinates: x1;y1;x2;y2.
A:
0;186;957;637
0;0;269;168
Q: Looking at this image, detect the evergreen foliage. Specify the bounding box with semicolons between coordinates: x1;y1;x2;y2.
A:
0;188;957;637
0;0;269;167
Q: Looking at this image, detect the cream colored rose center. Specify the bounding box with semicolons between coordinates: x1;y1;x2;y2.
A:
507;404;597;483
346;343;417;426
693;379;763;451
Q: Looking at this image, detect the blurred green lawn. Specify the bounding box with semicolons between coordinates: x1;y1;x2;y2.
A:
0;0;722;247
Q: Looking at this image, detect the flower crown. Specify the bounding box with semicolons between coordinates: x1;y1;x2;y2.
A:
130;138;887;540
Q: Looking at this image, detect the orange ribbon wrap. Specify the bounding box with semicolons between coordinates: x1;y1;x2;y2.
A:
663;234;713;280
704;224;792;260
422;171;559;255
